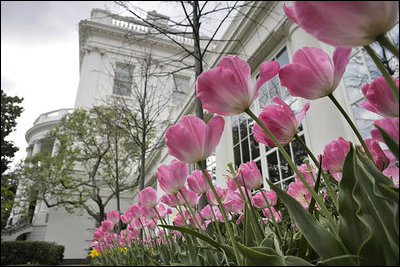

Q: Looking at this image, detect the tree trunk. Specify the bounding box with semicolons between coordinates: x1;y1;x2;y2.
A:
192;1;208;210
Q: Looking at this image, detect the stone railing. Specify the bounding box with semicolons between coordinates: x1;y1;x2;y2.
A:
111;18;195;46
32;108;73;126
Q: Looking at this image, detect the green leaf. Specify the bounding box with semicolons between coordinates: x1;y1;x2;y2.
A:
376;125;399;161
244;205;256;247
260;237;275;249
353;148;399;265
236;243;285;266
159;224;235;260
284;255;315;266
267;180;352;264
338;145;370;260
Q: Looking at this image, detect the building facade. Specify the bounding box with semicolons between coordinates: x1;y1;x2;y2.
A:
3;1;398;261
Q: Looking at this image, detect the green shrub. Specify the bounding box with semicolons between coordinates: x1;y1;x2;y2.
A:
1;241;64;265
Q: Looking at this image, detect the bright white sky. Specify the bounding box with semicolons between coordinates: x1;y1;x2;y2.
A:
1;1;208;169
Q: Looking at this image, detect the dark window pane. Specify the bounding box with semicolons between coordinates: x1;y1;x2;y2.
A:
282;177;295;191
267;152;280;183
232;124;239;146
250;133;260;159
241;138;250;163
255;160;263;176
234;145;241;168
291;135;308;166
239;116;248;139
343;51;370;102
278;145;293;178
276;48;289;66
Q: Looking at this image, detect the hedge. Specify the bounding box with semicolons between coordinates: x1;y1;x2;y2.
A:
1;241;64;265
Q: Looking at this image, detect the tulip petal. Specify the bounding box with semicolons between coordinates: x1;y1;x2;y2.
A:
217;56;252;93
166;117;205;163
279;63;330;100
283;4;299;24
255;61;280;93
295;102;310;125
360;101;378;114
292;47;334;88
204;116;225;158
332;47;351;88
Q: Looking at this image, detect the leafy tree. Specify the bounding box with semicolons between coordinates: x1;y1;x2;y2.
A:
1;89;23;174
24;106;139;226
1;89;23;229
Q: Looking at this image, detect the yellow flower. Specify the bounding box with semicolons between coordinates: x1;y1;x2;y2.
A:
119;247;128;253
89;248;102;258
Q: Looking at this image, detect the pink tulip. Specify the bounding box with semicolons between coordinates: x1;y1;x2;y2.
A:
279;47;351;100
156;159;188;194
383;150;399;187
146;220;157;230
322;137;350;173
371;117;399;144
166;115;225;164
101;220;114;233
94;227;105;241
252;190;277;209
364;138;390;171
160;193;180;208
156;204;168;220
178;186;199;208
226;177;238;191
188;213;203;229
120;211;133;224
206;186;227;206
361;76;399;118
199;205;214;220
383;167;399;188
236;214;245;225
262;207;282;223
196;55;280;115
283;2;398;47
187;170;211;194
129;218;143;230
294;163;316;186
330;171;343;182
224;198;244;214
173;213;186;227
141;206;156;220
127;204;142;219
139;187;158;208
253;97;310;146
287;181;312;209
107;210;120;225
236;160;263;190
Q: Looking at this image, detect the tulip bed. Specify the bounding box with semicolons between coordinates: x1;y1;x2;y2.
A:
89;2;399;266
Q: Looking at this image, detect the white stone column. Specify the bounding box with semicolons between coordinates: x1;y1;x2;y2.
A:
32;140;42;156
51;139;60;156
215;116;234;188
286;24;357;156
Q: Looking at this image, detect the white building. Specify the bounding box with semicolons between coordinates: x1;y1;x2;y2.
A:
3;2;398;262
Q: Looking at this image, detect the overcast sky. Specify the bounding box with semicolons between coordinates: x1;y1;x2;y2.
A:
1;1;200;169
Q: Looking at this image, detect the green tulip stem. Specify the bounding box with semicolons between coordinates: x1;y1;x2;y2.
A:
153;207;173;247
294;134;338;208
363;44;399;102
244;108;337;234
257;188;283;243
174;194;198;247
178;188;203;231
209;204;224;242
198;163;242;265
227;164;264;241
376;34;399;59
327;94;374;163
